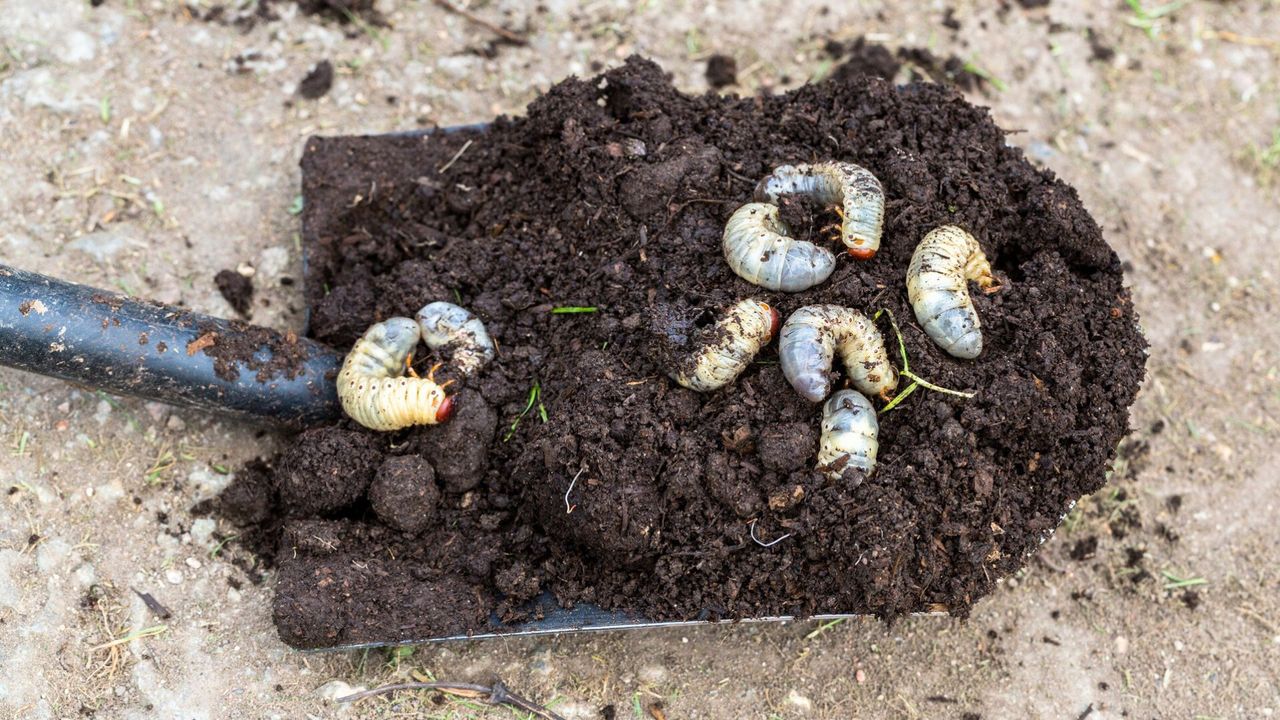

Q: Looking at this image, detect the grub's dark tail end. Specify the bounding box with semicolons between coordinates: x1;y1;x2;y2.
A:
0;264;342;428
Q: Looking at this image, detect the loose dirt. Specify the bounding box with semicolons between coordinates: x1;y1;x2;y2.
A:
224;56;1145;649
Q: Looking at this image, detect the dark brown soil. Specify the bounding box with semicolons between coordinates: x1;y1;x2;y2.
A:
829;37;902;82
194;320;309;383
214;269;254;317
705;54;738;89
298;60;335;100
827;37;988;92
224;56;1145;648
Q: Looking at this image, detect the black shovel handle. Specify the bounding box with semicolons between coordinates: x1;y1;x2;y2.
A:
0;264;342;428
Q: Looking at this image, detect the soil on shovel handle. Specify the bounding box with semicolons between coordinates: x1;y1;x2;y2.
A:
219;56;1146;649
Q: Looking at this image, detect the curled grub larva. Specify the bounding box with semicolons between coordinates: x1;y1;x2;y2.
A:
779;305;898;403
754;162;886;259
671;299;781;392
722;202;837;292
906;225;999;359
817;389;878;479
337;317;455;431
416;301;495;377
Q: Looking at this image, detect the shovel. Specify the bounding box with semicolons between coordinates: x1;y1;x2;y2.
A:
0;261;893;645
1;125;932;646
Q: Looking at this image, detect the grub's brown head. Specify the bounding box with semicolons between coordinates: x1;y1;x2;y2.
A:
847;243;876;261
435;395;456;423
763;303;781;339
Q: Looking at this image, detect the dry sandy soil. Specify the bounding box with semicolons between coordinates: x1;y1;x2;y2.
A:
1;1;1278;718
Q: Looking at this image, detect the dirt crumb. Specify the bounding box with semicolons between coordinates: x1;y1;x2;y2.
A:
369;455;440;534
215;269;254;317
275;426;381;516
830;37;901;81
412;394;498;494
298;60;334;99
705;54;737;89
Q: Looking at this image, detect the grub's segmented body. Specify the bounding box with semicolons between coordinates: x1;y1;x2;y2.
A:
722;202;836;292
337;318;455;431
818;390;878;479
754;162;886;259
906;225;998;360
416;301;495;377
671;299;781;392
779;305;897;403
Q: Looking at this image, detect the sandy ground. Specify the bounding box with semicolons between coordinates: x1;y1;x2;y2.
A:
1;0;1278;718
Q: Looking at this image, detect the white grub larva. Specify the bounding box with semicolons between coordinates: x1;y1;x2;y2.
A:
671;299;781;392
722;202;837;292
415;301;495;377
906;225;1000;360
817;390;879;479
779;305;898;403
337;317;455;431
754;162;886;260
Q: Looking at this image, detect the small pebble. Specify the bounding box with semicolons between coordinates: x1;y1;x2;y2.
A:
1115;635;1129;654
165;569;184;585
638;665;668;684
145;402;169;423
786;689;813;713
190;518;217;546
185;557;202;570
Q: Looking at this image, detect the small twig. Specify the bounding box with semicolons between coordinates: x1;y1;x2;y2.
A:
431;0;528;45
880;382;919;413
1239;606;1279;634
338;679;566;720
748;519;792;548
902;370;976;398
89;624;167;652
666;197;735;226
803;618;846;640
1035;549;1068;574
437;139;474;174
1200;29;1280;49
503;380;541;441
873;308;976;412
564;468;584;514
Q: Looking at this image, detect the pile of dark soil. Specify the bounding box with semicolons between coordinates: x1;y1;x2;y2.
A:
220;55;1145;649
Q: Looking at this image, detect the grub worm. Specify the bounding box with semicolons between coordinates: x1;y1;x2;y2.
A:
906;225;999;359
337;317;455;431
671;299;781;392
416;301;495;377
754;162;886;259
722;202;837;292
818;389;878;479
779;305;898;403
